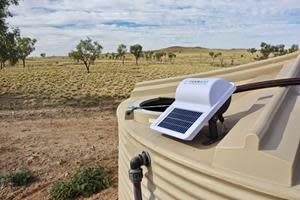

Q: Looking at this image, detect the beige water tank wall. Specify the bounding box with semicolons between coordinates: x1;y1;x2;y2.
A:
117;52;300;200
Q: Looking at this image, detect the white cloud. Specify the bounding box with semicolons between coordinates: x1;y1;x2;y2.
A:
6;0;300;56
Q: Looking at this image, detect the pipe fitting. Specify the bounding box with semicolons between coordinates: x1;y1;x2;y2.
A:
128;151;151;200
130;151;151;170
129;151;151;183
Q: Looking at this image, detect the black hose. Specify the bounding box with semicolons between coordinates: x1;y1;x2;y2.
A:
129;151;151;200
234;77;300;93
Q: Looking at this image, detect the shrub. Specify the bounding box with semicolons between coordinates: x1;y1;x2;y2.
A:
49;181;75;200
5;169;37;186
49;165;110;200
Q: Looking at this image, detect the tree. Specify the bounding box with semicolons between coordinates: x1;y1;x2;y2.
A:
0;0;19;69
40;53;46;58
0;0;19;34
215;52;224;66
209;52;215;65
230;56;234;66
154;52;166;62
16;37;37;68
69;37;103;73
130;44;143;65
260;42;273;59
168;52;176;63
144;51;154;62
209;52;223;66
0;29;19;69
247;48;257;56
109;52;116;60
117;44;127;65
272;44;287;56
289;44;299;53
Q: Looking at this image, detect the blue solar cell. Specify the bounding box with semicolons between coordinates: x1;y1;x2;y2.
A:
158;108;202;134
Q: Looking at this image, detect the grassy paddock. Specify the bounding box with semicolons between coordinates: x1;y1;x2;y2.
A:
0;48;254;110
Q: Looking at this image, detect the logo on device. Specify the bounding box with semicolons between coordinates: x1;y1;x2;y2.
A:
184;79;209;85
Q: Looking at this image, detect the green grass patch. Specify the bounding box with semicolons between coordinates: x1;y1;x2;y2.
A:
49;165;110;200
2;169;37;187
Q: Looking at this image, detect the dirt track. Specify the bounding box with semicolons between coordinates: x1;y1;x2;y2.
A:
0;108;118;200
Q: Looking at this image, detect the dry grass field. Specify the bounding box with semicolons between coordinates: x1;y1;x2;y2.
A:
0;47;254;200
0;47;253;110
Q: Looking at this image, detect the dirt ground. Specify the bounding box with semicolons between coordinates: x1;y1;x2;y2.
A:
0;106;119;200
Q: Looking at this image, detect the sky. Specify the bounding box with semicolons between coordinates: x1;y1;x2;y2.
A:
7;0;300;56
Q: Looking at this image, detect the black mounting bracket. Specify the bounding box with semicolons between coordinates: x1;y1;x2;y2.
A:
202;97;232;145
202;114;227;145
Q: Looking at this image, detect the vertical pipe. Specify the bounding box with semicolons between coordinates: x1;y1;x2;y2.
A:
133;182;142;200
129;151;151;200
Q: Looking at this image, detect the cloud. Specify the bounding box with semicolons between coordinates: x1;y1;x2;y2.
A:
6;0;300;56
102;20;159;28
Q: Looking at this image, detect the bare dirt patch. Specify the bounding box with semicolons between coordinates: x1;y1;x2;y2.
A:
0;108;118;200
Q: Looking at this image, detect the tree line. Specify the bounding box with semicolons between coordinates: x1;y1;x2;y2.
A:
0;0;37;69
256;42;298;59
103;49;176;63
208;42;299;67
68;38;177;73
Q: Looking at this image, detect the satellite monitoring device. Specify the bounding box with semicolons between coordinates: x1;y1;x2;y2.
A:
150;78;236;143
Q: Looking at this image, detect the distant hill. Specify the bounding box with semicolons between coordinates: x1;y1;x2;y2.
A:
154;46;247;54
156;46;207;53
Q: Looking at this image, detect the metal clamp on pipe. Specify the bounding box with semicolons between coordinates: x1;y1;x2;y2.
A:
128;151;151;200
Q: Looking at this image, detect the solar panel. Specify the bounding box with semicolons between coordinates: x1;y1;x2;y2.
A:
150;78;236;140
158;108;202;134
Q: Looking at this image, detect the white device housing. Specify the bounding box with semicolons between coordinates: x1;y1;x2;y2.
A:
150;78;236;140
